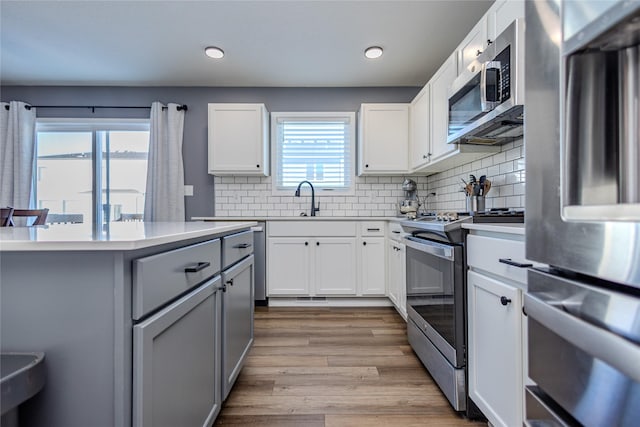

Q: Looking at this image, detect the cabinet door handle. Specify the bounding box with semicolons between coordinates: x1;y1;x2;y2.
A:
219;283;227;293
365;164;369;168
316;241;320;246
363;241;367;246
476;49;483;56
256;164;260;168
233;243;252;249
305;241;309;246
499;258;533;268
487;39;493;45
423;154;428;159
500;296;512;306
226;279;234;287
392;230;400;234
367;228;380;232
184;261;210;273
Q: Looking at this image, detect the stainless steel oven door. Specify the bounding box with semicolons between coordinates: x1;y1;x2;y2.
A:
525;269;640;427
405;236;465;367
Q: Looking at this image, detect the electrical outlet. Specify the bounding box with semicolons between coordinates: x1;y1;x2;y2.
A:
184;185;194;196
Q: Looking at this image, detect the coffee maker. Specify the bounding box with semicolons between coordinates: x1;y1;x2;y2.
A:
399;178;419;218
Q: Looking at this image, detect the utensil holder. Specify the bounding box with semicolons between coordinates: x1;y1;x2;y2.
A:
466;196;485;214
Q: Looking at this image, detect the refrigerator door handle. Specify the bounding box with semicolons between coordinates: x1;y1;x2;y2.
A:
525;293;640;383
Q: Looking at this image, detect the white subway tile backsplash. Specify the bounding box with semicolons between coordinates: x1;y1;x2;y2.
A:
213;138;525;217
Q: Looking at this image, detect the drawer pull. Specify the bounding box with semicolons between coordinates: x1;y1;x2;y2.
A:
226;279;234;287
218;283;227;293
367;228;380;232
499;258;533;268
233;243;252;249
500;296;512;306
184;261;211;273
392;230;400;234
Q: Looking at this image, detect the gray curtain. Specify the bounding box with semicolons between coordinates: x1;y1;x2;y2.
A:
144;102;185;221
0;101;37;209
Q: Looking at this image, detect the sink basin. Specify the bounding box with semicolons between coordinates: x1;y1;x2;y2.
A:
1;352;46;415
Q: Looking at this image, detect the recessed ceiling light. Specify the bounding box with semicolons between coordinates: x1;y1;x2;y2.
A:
364;46;383;59
205;46;225;59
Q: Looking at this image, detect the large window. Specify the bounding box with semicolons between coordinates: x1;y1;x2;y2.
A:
36;119;150;225
271;112;355;194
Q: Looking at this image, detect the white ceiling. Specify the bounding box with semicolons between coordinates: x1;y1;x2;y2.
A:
0;0;493;87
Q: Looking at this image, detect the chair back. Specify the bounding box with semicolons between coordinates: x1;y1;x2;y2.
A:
10;208;49;226
0;207;14;227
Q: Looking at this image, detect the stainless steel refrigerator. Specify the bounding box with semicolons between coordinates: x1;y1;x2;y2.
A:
525;1;640;426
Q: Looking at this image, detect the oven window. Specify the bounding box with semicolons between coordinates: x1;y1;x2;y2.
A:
406;244;457;347
449;73;483;135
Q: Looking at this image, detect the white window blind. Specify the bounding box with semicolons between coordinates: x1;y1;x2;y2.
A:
273;113;354;192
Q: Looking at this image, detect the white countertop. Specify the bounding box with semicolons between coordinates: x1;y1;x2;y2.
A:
192;216;402;222
462;223;525;235
0;221;257;251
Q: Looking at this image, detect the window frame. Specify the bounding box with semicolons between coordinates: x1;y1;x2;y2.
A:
270;111;356;197
35;118;150;225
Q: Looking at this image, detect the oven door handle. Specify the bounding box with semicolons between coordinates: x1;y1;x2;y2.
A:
404;238;455;261
525;292;640;382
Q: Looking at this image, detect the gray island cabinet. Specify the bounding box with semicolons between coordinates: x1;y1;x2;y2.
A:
0;221;256;427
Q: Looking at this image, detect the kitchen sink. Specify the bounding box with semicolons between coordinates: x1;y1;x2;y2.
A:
1;352;46;416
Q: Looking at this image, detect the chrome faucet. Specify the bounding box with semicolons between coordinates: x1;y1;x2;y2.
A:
294;180;320;216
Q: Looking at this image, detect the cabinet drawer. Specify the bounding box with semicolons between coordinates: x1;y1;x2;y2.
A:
223;231;253;269
360;221;385;236
467;235;529;284
133;239;221;320
268;221;357;237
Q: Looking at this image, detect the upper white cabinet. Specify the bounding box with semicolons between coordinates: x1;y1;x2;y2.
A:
409;85;431;170
457;17;488;76
487;0;525;43
208;103;269;176
358;103;409;175
429;52;458;162
409;52;498;175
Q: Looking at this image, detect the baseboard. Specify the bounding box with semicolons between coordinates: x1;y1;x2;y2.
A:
267;297;394;307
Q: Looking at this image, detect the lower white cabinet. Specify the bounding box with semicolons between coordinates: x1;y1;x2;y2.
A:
467;270;522;427
387;240;406;318
267;236;357;296
267;221;388;298
314;238;357;295
466;230;532;427
266;238;311;295
359;237;386;295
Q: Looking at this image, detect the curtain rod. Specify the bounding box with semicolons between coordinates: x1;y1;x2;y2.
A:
4;104;188;112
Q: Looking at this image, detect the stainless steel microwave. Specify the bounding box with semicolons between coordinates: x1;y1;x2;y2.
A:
447;19;525;146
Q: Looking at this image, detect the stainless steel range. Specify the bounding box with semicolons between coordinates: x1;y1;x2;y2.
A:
401;210;524;416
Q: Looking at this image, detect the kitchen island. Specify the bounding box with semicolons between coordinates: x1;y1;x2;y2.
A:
0;221;256;427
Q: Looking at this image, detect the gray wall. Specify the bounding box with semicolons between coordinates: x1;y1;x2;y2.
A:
1;86;420;218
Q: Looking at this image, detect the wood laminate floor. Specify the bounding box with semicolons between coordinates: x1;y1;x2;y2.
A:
214;307;485;427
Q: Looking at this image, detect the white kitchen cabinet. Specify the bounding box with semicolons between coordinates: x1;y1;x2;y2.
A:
487;0;524;43
359;237;386;295
314;238;357;295
409;52;498;175
387;240;406;319
267;237;311;295
358;103;409;175
467;270;522;427
429;52;458;162
457;17;488;76
466;229;533;427
267;221;358;297
409;85;431;170
208;103;269;176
